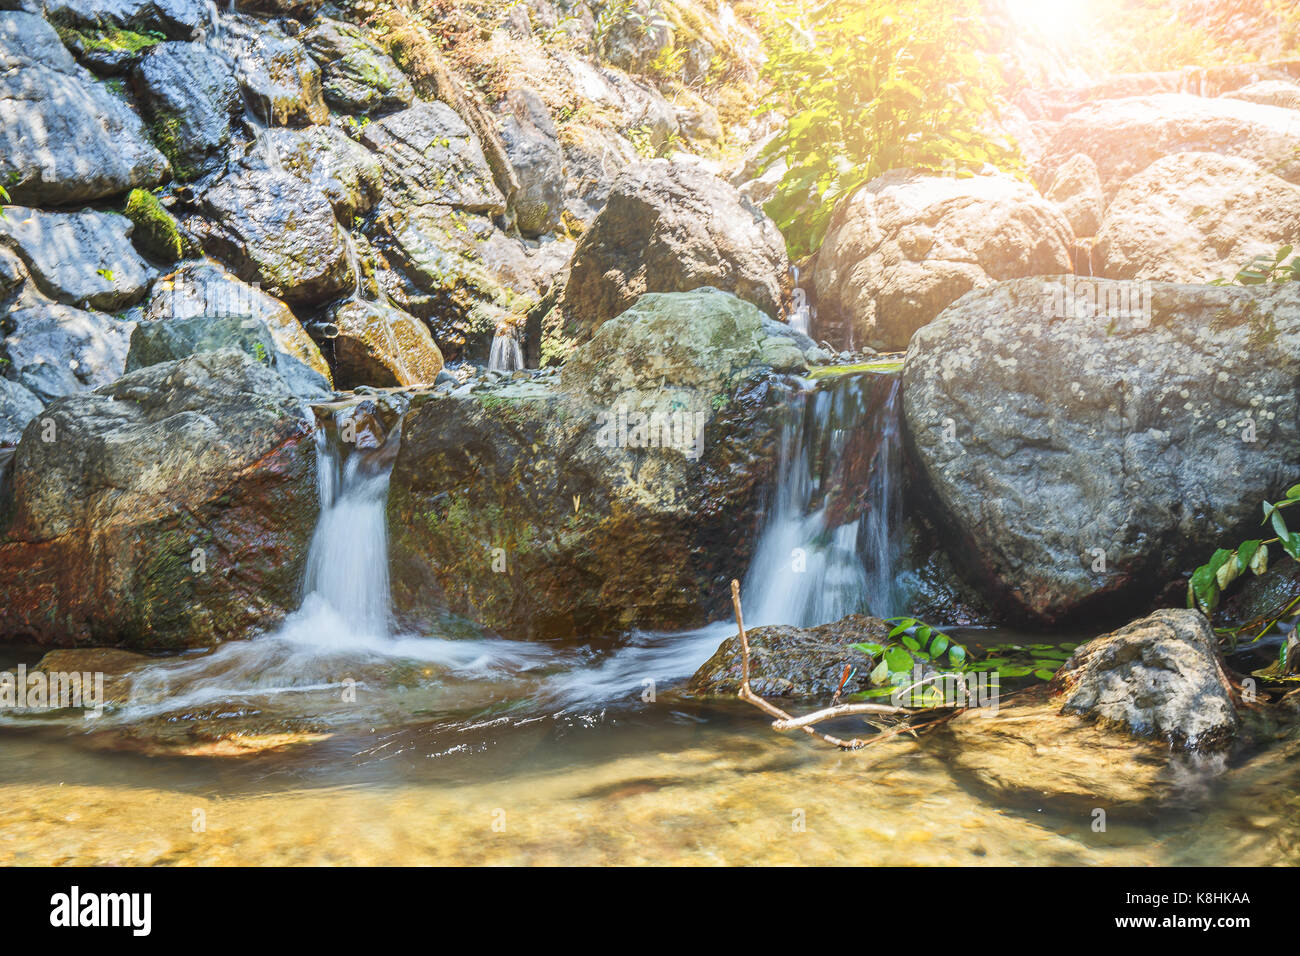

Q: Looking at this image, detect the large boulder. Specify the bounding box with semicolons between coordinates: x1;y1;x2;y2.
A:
360;101;505;214
811;171;1074;350
1094;152;1300;283
1052;608;1239;751
132;40;242;181
386;289;785;638
325;298;444;389
903;277;1300;625
40;0;207;39
299;16;413;115
1043;152;1104;238
143;261;331;385
498;88;566;237
0;10;169;204
197;163;353;305
1042;94;1300;199
0;349;319;649
2;292;133;403
258;124;384;220
222;14;328;127
561;160;789;339
0;206;156;310
0;377;42;447
1223;80;1300;112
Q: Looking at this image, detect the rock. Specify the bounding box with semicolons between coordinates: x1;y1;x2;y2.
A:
559;122;640;223
0;11;168;204
902;277;1300;625
299;16;413;115
1094;152;1300;283
0;206;156;310
811;171;1074;351
0;349;318;648
144;262;330;386
234;0;325;17
561;160;789;339
1052;608;1239;751
360;101;506;214
41;0;207;39
0;377;42;447
688;615;890;699
1043;94;1300;199
1;294;133;403
1044;152;1104;237
326;298;444;389
197;163;353;304
55;21;165;75
124;187;192;263
223;14;328;127
125;313;331;399
595;0;671;73
387;289;786;638
499;88;566;237
373;201;538;360
132;40;242;181
258;125;384;220
677;104;723;143
1223;80;1300;112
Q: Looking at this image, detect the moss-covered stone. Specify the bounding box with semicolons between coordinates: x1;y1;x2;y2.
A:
124;187;186;262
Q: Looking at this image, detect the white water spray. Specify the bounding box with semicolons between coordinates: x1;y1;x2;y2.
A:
488;328;524;372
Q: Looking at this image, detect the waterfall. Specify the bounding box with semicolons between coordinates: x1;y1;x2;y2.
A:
489;329;524;372
790;265;813;337
294;407;403;640
742;371;904;628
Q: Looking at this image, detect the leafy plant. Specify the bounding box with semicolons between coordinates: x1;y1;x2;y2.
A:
1187;484;1300;620
757;0;1022;258
1210;244;1300;285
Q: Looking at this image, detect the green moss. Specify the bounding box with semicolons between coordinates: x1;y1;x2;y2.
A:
56;24;165;54
146;114;199;182
124;188;185;263
808;359;904;379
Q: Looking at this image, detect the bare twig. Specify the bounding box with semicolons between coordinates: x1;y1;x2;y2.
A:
730;579;926;750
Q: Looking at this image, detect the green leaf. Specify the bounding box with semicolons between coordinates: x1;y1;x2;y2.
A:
930;633;950;657
901;635;921;652
884;646;913;672
868;659;890;686
948;644;966;667
1287;485;1300;500
1033;668;1058;681
851;642;884;656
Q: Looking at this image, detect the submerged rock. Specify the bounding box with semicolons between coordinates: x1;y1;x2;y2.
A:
1052;608;1239;751
688;615;889;699
0;349;319;649
387;290;785;638
811;170;1074;351
561;160;789;339
903;277;1300;625
0;11;169;204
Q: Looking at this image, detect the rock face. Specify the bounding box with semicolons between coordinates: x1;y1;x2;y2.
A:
1094;152;1300;283
387;290;785;638
299;16;413;115
0;10;169;204
0;349;319;649
326;298;444;389
133;40;242;180
259;125;384;220
1043;94;1300;199
198;164;353;304
0;377;42;447
688;615;889;699
561;160;789;338
143;261;331;385
903;277;1300;625
223;14;329;127
1051;608;1239;751
360;101;506;214
499;88;566;237
1223;80;1300;112
0;207;156;310
811;171;1074;351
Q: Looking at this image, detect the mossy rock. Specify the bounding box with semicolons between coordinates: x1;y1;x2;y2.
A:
124;188;189;263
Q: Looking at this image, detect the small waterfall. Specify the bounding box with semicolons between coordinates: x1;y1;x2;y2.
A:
296;407;403;640
341;229;363;301
742;372;904;628
488;328;524;372
789;265;813;337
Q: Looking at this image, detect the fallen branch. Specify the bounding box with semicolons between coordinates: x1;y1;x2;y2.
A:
731;579;942;750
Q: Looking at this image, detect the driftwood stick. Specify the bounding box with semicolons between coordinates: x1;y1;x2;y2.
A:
730;579;919;750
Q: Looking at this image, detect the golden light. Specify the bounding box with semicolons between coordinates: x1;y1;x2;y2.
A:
1002;0;1098;41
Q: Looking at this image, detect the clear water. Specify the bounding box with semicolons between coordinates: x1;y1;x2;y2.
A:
488;332;525;372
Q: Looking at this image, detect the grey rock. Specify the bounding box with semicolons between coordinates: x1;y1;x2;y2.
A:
0;376;42;446
1054;608;1239;751
325;297;444;389
902;277;1300;624
258;124;383;220
0;206;156;310
133;40;242;180
299;16;413;115
1;293;133;402
223;13;328;127
40;0;207;38
499;88;565;237
561;160;789;339
1045;152;1104;237
0;11;169;204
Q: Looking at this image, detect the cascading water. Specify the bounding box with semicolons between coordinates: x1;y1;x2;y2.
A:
742;371;905;628
488;328;524;372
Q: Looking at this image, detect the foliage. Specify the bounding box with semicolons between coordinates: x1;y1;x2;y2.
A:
1187;485;1300;625
1210;244;1300;286
757;0;1022;258
848;616;1075;706
125;187;185;263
